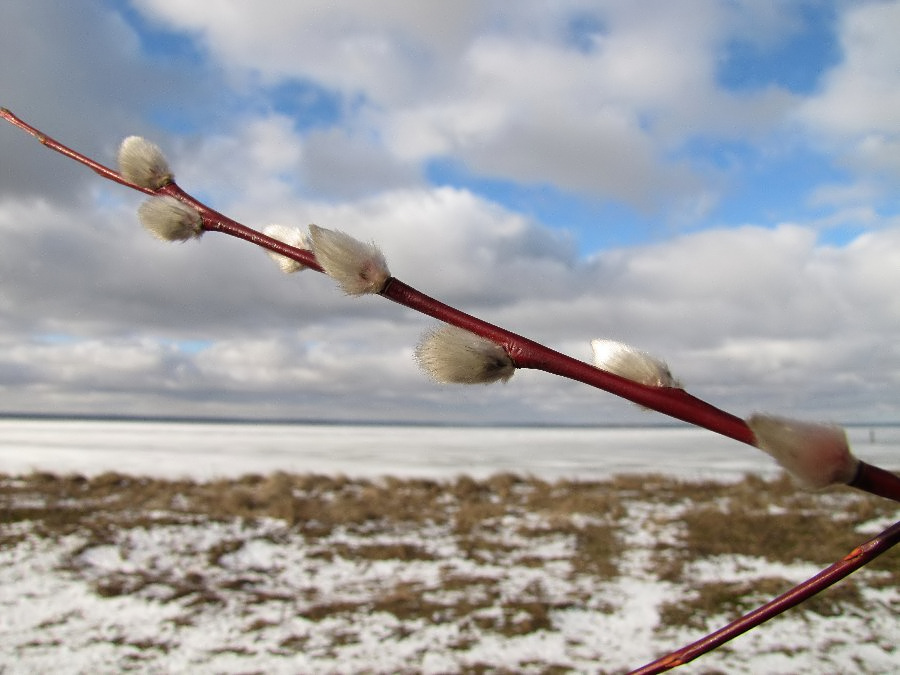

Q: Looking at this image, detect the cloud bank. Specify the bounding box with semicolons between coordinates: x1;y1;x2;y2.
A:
2;1;900;426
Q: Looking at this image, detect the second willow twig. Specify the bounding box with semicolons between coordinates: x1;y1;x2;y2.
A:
630;517;900;674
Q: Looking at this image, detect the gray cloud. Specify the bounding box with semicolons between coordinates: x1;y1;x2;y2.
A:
2;1;900;428
126;1;808;214
797;1;900;179
0;2;214;201
3;177;899;424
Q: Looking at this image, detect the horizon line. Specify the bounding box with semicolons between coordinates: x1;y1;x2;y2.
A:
1;411;897;430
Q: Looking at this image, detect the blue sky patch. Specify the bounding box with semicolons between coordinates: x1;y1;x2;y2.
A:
717;5;841;94
426;158;661;252
108;0;207;66
264;79;346;131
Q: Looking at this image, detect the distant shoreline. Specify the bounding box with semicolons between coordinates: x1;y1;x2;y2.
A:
2;416;897;484
2;411;898;429
0;412;692;429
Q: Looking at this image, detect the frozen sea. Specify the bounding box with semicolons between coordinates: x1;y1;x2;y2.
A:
1;417;898;481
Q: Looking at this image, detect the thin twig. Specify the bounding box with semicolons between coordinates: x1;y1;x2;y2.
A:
847;461;900;503
629;518;900;674
160;183;324;272
1;108;155;194
382;279;755;444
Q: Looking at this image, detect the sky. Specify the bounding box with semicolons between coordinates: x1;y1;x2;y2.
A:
2;0;900;427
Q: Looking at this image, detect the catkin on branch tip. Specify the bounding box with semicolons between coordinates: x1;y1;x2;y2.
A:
591;338;681;388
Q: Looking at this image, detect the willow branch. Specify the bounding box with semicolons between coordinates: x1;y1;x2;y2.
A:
3;108;897;507
629;518;900;674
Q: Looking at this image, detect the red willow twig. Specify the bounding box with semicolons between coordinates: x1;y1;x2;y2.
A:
0;109;817;446
1;109;156;194
6;107;898;500
2;108;759;445
630;517;900;674
382;278;756;444
0;109;324;273
4;108;900;670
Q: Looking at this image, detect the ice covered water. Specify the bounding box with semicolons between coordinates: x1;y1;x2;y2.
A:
0;417;897;481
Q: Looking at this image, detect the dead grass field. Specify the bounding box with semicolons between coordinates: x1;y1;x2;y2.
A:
1;470;898;672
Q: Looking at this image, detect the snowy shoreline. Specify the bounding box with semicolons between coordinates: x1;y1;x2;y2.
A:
3;418;899;482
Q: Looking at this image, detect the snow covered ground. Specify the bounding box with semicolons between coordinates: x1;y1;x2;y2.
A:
1;420;899;673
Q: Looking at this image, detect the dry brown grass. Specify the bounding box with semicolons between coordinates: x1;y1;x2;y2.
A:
659;577;791;630
647;473;899;629
2;469;897;642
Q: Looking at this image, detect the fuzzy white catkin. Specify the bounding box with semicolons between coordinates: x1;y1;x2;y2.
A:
747;414;859;489
591;339;681;388
118;136;172;189
262;225;310;273
308;224;390;295
416;325;515;385
138;196;203;242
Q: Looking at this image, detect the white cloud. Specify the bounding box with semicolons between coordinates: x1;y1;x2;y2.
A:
798;0;900;176
130;0;799;212
4;0;900;426
299;127;422;198
4;173;899;423
133;0;484;99
806;180;881;209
